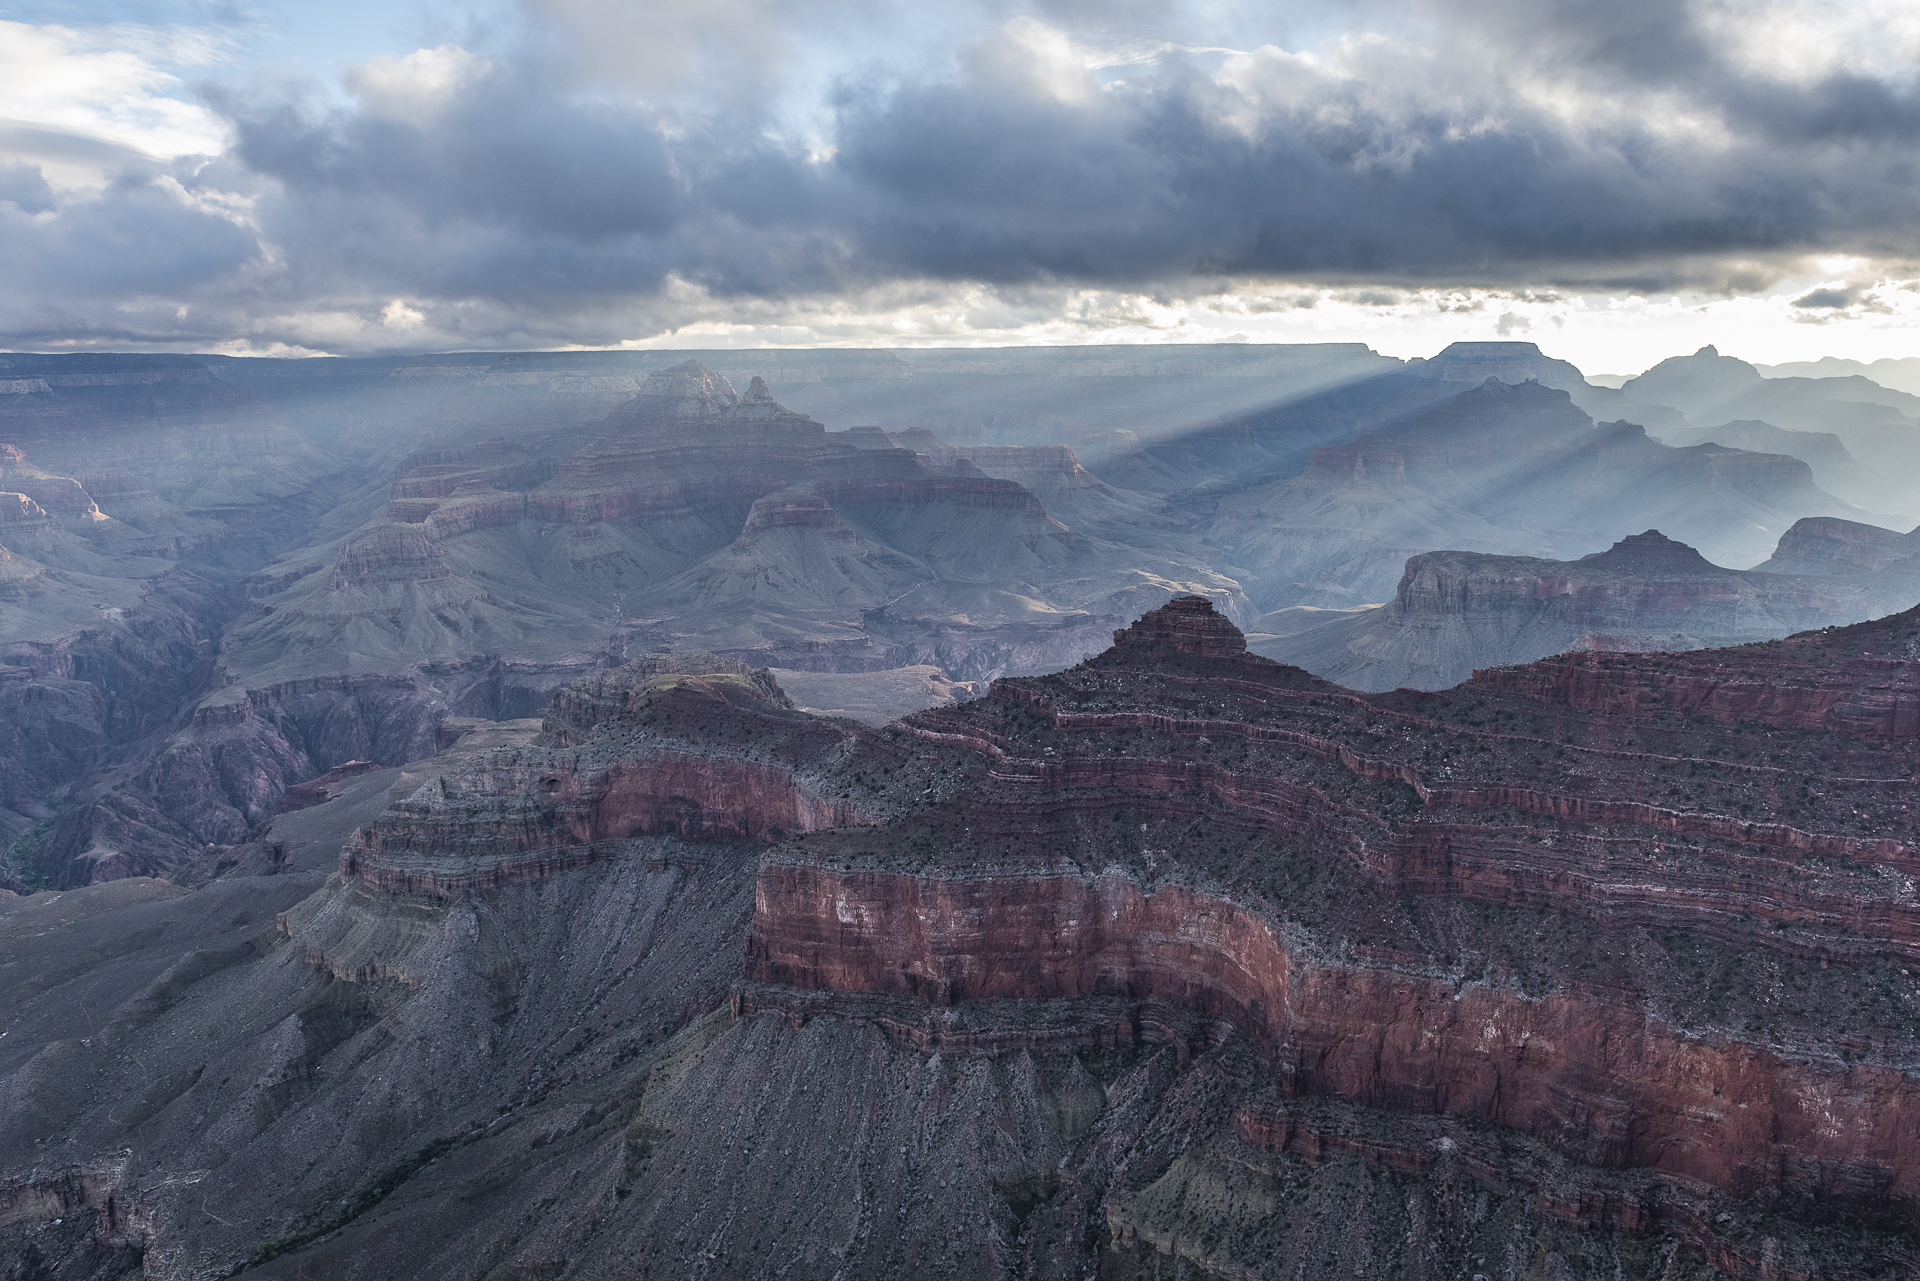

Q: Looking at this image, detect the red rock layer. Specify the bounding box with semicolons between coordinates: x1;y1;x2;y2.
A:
1477;641;1920;737
344;750;870;895
733;596;1920;1238
747;859;1920;1215
342;664;868;895
1109;593;1248;656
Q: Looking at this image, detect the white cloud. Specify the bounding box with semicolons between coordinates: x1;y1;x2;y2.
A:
381;298;427;328
1703;0;1920;85
347;45;493;124
0;20;231;189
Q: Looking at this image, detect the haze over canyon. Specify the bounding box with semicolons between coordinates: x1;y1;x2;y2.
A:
0;336;1914;1280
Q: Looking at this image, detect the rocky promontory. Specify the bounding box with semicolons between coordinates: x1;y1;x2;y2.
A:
728;596;1920;1275
299;596;1920;1276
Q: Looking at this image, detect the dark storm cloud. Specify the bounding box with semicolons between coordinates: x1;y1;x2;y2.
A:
815;3;1920;285
0;155;259;345
4;0;1919;349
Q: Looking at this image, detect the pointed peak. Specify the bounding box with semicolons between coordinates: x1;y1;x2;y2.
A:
1110;595;1247;658
1580;529;1716;570
744;375;775;404
626;360;741;416
1695;345;1719;357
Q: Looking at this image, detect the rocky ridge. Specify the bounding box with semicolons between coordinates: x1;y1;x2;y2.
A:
728;597;1920;1274
10;603;1920;1277
1199;377;1864;609
12;342;1902;889
234;359;1242;691
1265;529;1866;691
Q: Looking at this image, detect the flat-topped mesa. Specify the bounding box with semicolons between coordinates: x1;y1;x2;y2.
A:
738;488;851;540
327;523;456;589
1109;594;1248;657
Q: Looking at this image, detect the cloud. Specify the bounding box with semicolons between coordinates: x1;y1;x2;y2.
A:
0;20;231;187
347;45;494;124
3;0;1920;353
1794;286;1856;308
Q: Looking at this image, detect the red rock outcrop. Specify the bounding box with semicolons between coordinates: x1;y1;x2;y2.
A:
342;656;872;896
1473;611;1920;736
747;859;1920;1205
732;595;1920;1254
1110;592;1248;656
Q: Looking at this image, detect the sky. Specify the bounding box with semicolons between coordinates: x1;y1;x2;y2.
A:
1;0;1918;373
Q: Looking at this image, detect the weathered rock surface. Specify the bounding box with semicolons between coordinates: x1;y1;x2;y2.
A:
338;654;871;896
729;597;1920;1275
17;343;1909;888
15;338;1920;1278
232;360;1244;697
11;606;1920;1278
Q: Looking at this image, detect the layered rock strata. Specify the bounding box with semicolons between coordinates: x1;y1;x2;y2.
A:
722;597;1920;1271
340;655;873;896
238;359;1242;691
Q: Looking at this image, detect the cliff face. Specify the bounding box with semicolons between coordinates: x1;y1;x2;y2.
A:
1266;530;1863;691
231;360;1243;693
0;354;1240;888
748;861;1920;1203
15;600;1920;1281
316;596;1920;1272
725;596;1920;1273
0;356;333;554
339;655;870;896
